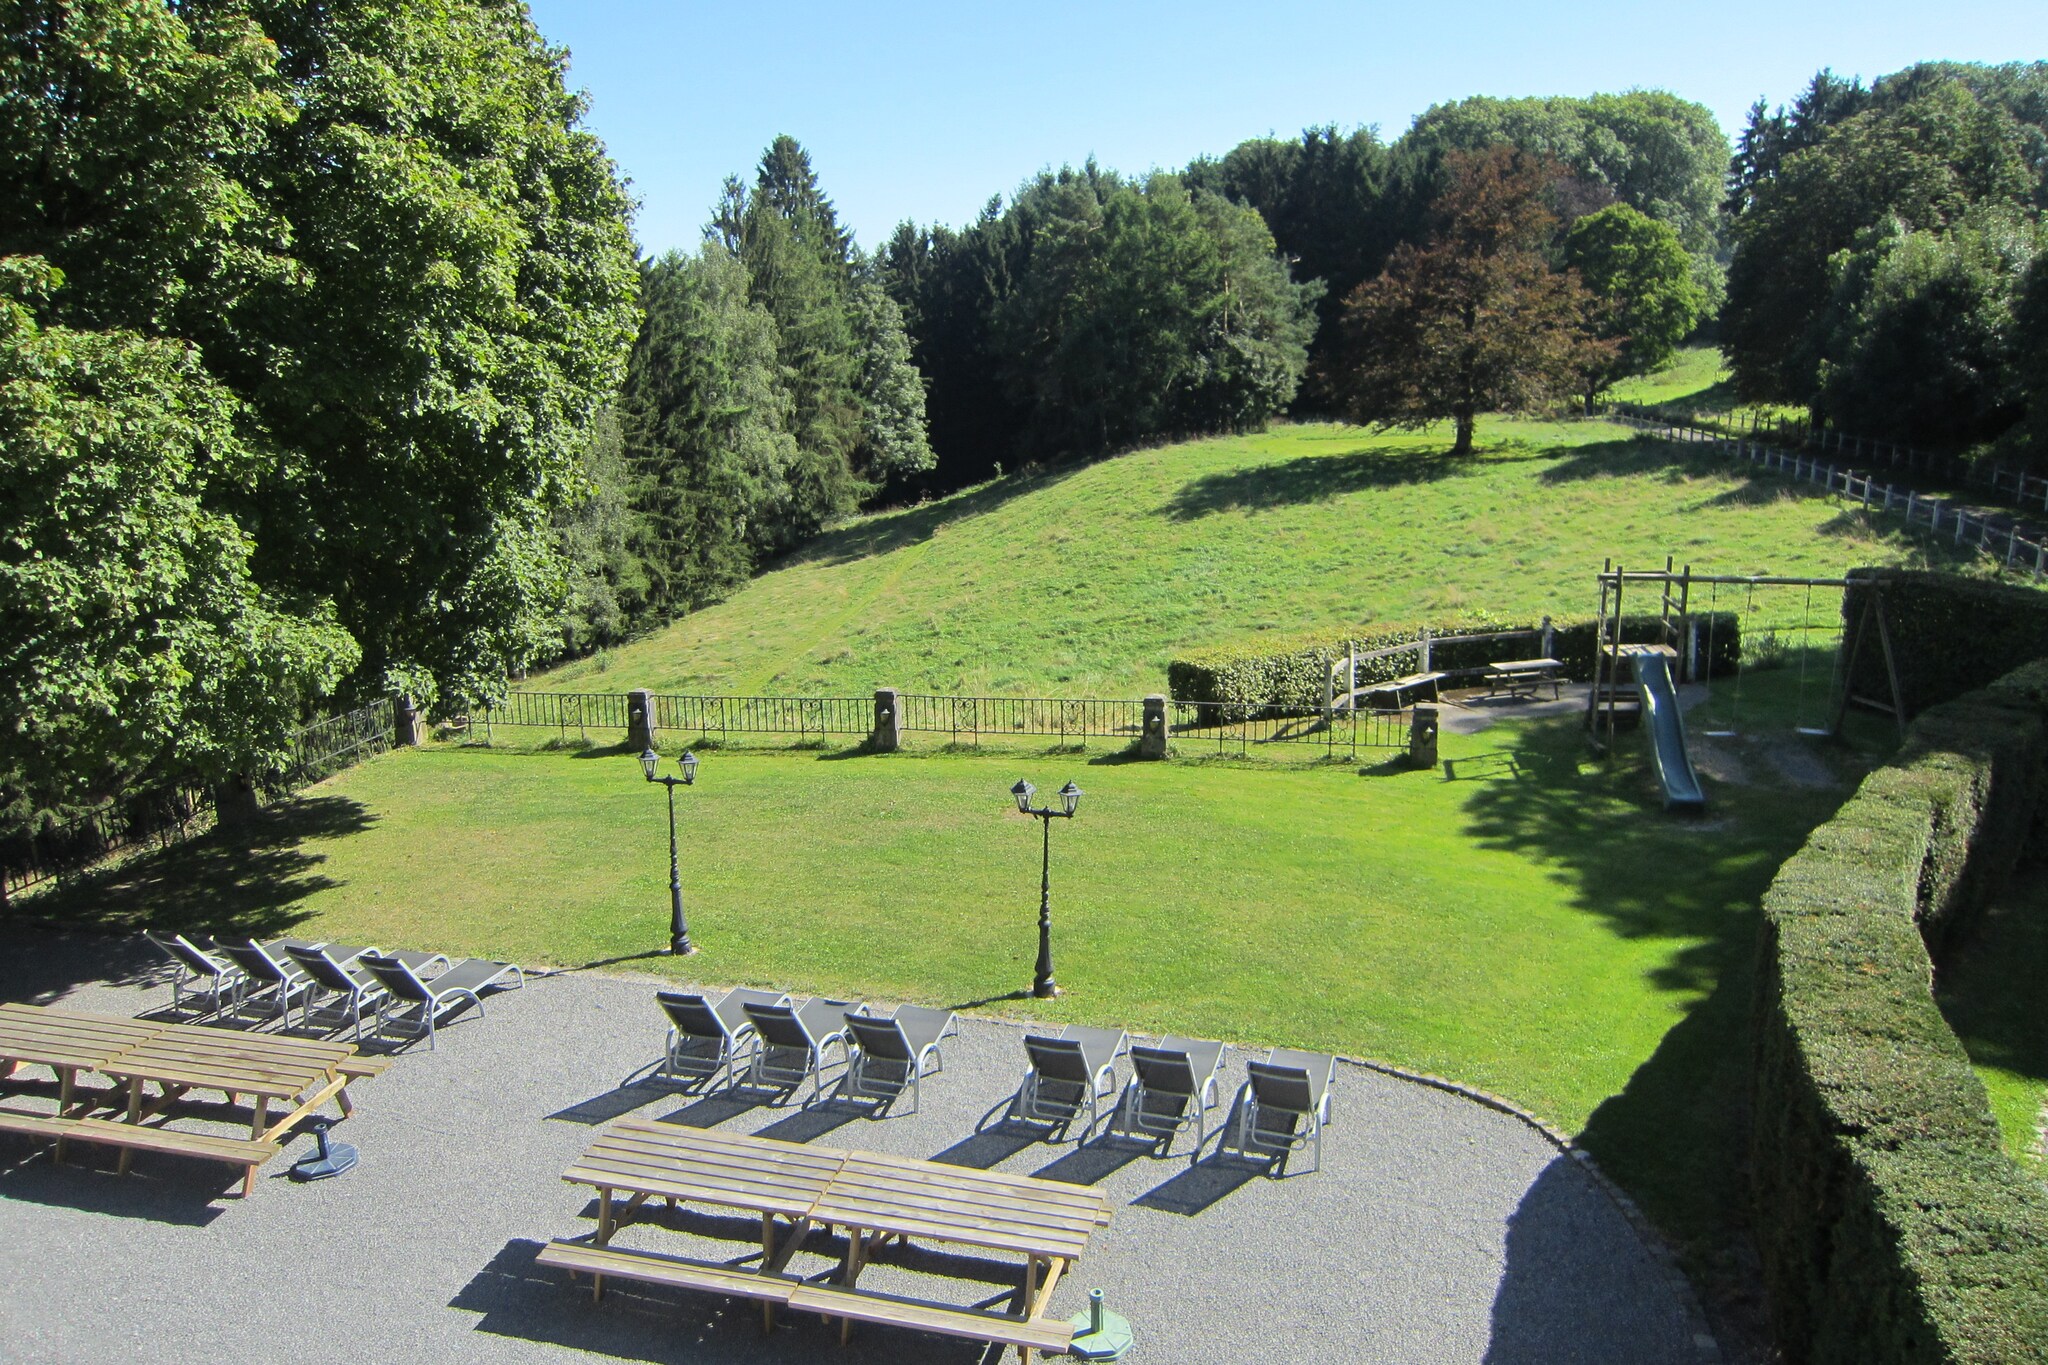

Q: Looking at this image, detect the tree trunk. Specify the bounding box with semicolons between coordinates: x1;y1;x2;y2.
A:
1452;406;1476;455
214;774;261;831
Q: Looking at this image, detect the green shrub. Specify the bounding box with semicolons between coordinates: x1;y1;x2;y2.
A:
1167;612;1740;720
1843;571;2048;718
1752;661;2048;1364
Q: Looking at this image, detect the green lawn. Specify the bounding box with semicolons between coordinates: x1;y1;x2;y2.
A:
1606;344;1805;423
532;414;1966;701
1940;875;2048;1177
47;712;1874;1279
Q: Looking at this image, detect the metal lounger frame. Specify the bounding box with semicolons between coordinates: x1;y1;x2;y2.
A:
843;1006;957;1115
154;934;245;1016
1118;1038;1228;1161
659;988;787;1089
742;998;866;1103
1234;1052;1336;1175
216;941;313;1026
361;953;523;1051
1018;1027;1125;1138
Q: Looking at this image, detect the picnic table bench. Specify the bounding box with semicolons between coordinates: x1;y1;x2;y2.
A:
0;1002;379;1195
1360;670;1444;708
545;1119;1110;1363
1483;657;1564;701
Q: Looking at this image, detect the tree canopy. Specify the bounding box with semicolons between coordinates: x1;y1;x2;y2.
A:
1327;150;1607;454
1;0;639;827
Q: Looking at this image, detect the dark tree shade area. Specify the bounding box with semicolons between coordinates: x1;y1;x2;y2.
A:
1722;62;2048;450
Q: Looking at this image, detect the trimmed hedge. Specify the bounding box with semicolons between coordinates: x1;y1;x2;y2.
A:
1752;659;2048;1364
1167;612;1740;720
1844;571;2048;720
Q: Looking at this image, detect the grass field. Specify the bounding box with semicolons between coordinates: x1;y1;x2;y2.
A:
531;413;1968;701
43;707;1887;1287
1940;875;2048;1177
1606;345;1805;422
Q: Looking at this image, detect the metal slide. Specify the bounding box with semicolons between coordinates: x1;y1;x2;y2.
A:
1632;651;1706;812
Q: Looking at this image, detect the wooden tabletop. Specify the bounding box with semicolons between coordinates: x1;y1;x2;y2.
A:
100;1021;354;1102
564;1119;847;1220
812;1150;1108;1262
566;1121;1110;1264
0;1003;165;1073
1488;657;1563;672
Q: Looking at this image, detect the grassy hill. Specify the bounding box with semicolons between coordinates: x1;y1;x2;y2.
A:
534;411;1968;700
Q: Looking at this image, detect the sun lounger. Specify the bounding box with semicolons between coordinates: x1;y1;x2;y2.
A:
358;952;523;1050
742;997;866;1103
1117;1036;1228;1160
1233;1047;1336;1174
148;933;246;1015
284;943;443;1040
1018;1025;1128;1137
842;1004;957;1115
658;988;788;1088
215;941;315;1026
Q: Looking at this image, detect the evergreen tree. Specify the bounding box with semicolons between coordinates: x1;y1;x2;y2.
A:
622;245;798;616
849;278;935;484
553;407;645;655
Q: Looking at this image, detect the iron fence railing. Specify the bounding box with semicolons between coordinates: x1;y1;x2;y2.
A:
1169;702;1409;755
477;690;632;738
653;694;870;742
895;694;1146;744
2;700;396;905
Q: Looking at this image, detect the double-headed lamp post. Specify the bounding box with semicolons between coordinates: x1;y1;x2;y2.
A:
640;748;700;955
1011;778;1082;999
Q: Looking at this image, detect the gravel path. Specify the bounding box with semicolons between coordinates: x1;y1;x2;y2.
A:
0;931;1713;1364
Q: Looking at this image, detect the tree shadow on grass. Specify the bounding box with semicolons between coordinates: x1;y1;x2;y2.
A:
1454;715;1853;1348
780;467;1085;570
1537;435;1760;486
17;794;371;944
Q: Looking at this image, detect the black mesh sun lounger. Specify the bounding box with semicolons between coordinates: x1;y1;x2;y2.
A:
358;952;523;1051
1118;1035;1229;1160
1018;1024;1128;1138
1234;1047;1337;1174
742;996;867;1102
658;987;789;1088
842;1004;957;1115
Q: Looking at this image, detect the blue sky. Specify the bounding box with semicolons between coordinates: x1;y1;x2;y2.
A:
524;1;2042;258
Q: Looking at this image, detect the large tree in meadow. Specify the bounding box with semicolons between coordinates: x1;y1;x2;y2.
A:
1327;149;1606;454
1563;203;1707;404
0;0;639;827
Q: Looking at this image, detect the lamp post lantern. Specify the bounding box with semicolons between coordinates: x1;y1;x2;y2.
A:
1012;778;1082;998
640;748;700;955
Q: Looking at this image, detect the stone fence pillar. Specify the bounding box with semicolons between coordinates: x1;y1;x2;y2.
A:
1408;705;1440;770
392;694;424;747
871;688;900;752
626;688;657;753
1140;694;1169;759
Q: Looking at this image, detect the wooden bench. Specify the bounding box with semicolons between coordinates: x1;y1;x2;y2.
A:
788;1282;1074;1358
1362;670;1444;708
536;1238;795;1307
0;1111;280;1190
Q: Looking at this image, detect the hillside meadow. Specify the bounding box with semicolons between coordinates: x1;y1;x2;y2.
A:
533;413;1970;701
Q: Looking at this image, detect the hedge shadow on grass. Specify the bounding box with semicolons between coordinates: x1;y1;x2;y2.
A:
1453;714;1852;1337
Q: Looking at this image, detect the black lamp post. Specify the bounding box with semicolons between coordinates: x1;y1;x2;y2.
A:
640;748;700;955
1011;778;1082;998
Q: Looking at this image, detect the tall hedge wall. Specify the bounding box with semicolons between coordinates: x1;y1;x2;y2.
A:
1843;571;2048;720
1752;660;2048;1364
1167;613;1739;719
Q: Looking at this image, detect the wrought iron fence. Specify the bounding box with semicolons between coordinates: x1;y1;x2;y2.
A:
895;694;1146;745
653;694;869;743
1169;702;1409;756
2;700;397;905
476;690;632;740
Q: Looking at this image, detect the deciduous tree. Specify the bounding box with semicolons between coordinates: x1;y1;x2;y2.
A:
1563;204;1706;403
1327;150;1606;454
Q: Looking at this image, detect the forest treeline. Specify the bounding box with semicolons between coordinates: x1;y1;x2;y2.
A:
5;4;2046;841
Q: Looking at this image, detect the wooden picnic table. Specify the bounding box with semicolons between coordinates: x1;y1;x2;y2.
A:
0;1002;380;1195
1484;657;1564;700
546;1119;1110;1362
